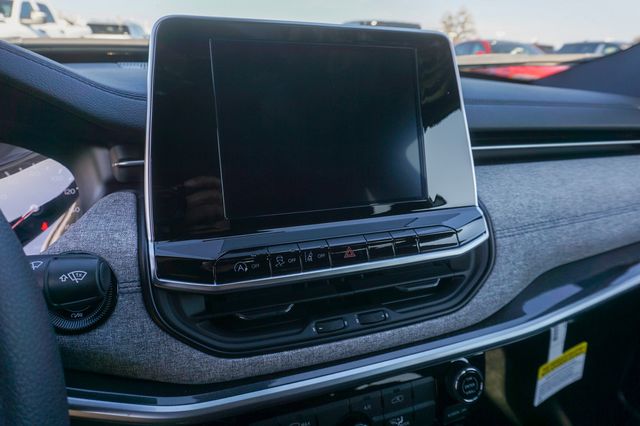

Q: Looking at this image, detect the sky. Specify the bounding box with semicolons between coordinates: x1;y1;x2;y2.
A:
52;0;640;46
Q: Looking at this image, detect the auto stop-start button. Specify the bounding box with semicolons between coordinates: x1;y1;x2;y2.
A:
215;249;270;283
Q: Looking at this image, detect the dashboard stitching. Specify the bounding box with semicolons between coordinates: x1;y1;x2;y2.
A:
495;203;640;238
0;42;147;101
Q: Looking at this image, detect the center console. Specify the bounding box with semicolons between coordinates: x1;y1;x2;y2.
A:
144;17;491;356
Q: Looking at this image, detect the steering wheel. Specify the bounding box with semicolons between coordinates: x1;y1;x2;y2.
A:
0;214;69;425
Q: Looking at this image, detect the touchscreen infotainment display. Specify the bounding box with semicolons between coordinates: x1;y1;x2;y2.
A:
211;39;425;219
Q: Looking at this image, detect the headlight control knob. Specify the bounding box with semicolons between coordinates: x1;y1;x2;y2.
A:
447;361;484;403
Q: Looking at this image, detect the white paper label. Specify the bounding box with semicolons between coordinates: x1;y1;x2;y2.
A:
534;342;587;407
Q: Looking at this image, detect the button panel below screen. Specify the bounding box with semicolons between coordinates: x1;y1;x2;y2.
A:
213;226;461;284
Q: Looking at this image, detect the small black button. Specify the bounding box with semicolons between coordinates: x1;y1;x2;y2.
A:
215;249;270;284
457;369;484;402
315;318;346;334
365;232;395;260
413;402;435;426
443;403;471;425
156;256;214;283
382;383;413;412
384;408;413;426
390;230;418;256
357;310;388;325
299;240;330;271
415;227;458;252
268;244;301;275
350;391;383;418
412;377;435;403
457;217;486;244
278;409;317;426
328;236;368;266
315;400;349;426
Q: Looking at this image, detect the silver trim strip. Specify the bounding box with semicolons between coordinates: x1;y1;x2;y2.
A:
448;37;479;207
112;160;145;168
68;265;640;423
473;139;640;151
152;232;489;293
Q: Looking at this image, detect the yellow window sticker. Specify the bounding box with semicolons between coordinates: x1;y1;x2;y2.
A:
534;341;587;407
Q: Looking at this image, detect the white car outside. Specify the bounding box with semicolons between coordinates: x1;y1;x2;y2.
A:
0;0;90;39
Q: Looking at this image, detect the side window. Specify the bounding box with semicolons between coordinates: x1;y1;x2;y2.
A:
470;42;486;54
603;44;620;55
20;1;33;20
455;42;473;55
36;3;54;23
0;1;13;19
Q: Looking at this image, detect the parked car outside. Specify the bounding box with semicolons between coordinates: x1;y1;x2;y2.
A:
556;41;626;55
455;39;544;55
0;0;90;39
86;20;148;39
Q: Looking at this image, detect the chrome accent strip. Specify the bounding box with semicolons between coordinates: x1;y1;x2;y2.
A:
448;37;479;207
151;230;489;294
112;160;144;168
68;265;640;423
144;15;164;245
473;139;640;151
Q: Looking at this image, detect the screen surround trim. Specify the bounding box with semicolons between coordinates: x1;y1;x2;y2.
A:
146;16;477;244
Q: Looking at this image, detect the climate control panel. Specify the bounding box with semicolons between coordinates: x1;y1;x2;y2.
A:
234;355;485;426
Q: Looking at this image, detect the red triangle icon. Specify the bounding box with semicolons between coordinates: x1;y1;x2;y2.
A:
344;246;356;259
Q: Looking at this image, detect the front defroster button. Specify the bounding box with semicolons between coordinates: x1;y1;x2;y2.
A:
215;249;270;284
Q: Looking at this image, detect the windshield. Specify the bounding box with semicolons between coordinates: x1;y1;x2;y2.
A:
0;1;636;81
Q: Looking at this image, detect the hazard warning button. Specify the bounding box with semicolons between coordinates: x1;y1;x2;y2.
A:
327;236;369;267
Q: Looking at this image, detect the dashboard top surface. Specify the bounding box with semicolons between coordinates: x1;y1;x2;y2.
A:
62;60;640;137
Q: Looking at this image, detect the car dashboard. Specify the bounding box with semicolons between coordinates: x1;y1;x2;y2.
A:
1;18;640;426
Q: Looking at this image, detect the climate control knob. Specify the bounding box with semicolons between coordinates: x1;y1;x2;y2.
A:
447;362;484;403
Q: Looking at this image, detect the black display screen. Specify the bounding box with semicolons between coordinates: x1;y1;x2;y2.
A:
211;39;425;219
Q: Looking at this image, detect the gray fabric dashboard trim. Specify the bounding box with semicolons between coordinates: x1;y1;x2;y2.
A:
48;155;640;384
